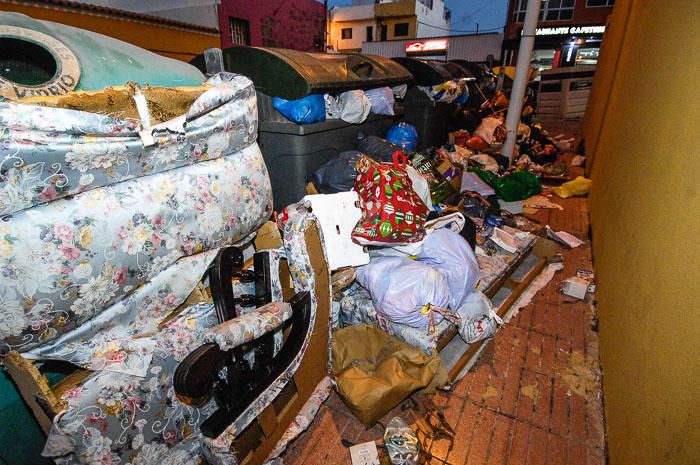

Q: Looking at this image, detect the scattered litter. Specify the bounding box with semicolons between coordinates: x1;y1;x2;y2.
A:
552;176;592;198
545;225;584;248
576;269;594;280
483;385;500;400
560;277;590;300
403;397;455;460
490;227;518;253
524;195;564;210
559;351;599;397
349;441;381;465
541;162;568;178
554;135;575;152
384;417;420;465
470;153;500;173
571;155;586;167
501;211;542;234
504;262;565;323
576;270;597;293
520;384;539;401
499;199;524;214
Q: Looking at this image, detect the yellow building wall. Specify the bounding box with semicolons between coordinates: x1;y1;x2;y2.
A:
380;16;416;40
329;18;374;52
375;0;416;40
0;1;219;61
375;0;414;18
586;1;700;465
580;12;626;175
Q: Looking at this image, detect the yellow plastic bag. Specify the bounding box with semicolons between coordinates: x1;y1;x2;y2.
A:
552;176;592;198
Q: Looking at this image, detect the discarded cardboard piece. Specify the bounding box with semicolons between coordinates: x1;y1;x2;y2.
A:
304;192;370;270
561;277;590;299
332;324;447;427
524;195;564;210
545;225;584;248
349;441;381;465
491;227;519;253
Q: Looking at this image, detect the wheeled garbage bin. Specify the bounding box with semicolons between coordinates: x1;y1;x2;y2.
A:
193;47;412;210
390;57;457;151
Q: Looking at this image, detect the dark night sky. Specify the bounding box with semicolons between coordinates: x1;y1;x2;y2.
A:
326;0;509;35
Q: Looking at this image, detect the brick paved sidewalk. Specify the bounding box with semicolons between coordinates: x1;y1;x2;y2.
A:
281;159;607;465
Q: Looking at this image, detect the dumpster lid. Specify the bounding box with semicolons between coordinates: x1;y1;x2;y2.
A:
193;47;413;100
391;57;453;86
450;60;489;80
434;61;475;80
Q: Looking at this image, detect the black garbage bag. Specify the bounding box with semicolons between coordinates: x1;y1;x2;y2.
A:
462;191;501;219
356;134;412;162
520;124;560;164
425;210;477;250
310;150;363;194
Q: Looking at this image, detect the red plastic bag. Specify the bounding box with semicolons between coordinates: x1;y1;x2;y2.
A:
351;152;428;246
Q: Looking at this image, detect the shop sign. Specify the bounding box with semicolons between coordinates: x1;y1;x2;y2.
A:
405;39;448;54
534;25;606;36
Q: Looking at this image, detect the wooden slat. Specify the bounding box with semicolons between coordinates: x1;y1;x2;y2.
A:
441;242;548;381
3;351;66;433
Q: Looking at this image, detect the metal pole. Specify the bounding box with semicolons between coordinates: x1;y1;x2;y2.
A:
323;0;328;52
502;0;542;165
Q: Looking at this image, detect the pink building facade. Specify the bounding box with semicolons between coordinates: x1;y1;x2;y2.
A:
218;0;325;51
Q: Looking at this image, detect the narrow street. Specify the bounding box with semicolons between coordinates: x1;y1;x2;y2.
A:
282;125;606;465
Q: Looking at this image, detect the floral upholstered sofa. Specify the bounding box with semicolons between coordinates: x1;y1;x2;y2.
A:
0;73;331;464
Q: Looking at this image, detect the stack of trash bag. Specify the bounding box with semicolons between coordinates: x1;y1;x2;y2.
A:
307;134;499;341
272;86;400;124
304;112;553;354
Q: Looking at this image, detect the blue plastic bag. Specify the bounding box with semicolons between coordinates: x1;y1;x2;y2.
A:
454;81;470;105
386;122;418;151
273;94;326;124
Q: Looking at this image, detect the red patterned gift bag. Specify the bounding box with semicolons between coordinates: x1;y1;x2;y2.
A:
351;151;429;246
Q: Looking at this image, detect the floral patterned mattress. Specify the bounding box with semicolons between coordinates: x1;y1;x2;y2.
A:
43;212;328;465
0;73;336;464
0;73;271;357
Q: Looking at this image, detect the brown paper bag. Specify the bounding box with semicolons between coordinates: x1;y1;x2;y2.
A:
332;324;446;427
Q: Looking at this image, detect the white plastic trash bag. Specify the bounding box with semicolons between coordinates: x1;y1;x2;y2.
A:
518;122;531;139
365;87;395;115
356;257;450;328
455;291;503;344
392;84;408;99
475;116;506;145
327;90;371;123
324;93;342;119
417;229;479;309
469;153;500;173
406;165;433;211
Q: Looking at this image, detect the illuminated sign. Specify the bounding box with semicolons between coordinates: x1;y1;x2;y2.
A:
534;25;606;36
405;39;448;54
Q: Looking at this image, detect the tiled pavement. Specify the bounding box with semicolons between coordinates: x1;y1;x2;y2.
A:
281;132;606;465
